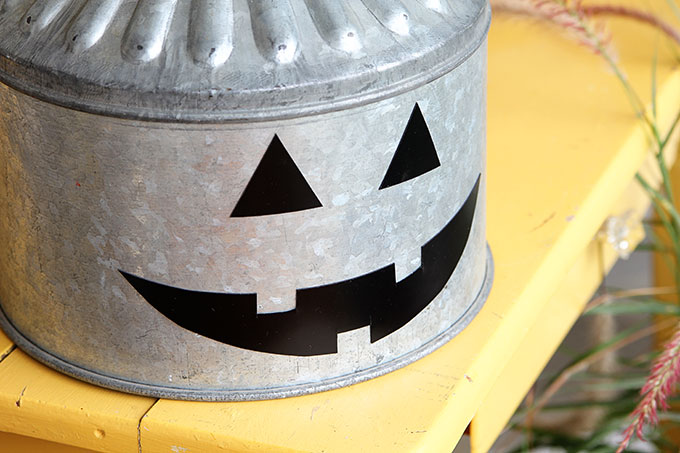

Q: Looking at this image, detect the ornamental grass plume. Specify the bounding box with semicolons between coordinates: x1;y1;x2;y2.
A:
492;0;680;48
616;324;680;452
490;0;614;56
583;5;680;45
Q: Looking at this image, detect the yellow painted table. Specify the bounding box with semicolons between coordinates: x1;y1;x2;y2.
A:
2;1;679;452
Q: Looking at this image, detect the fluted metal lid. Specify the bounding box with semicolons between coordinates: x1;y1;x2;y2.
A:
0;0;490;122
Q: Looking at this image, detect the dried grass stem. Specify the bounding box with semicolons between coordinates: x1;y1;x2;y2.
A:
582;5;680;45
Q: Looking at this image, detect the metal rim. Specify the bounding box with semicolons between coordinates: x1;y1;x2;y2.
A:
0;246;493;402
0;7;490;124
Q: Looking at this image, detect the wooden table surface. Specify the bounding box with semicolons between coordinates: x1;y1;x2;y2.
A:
1;1;679;451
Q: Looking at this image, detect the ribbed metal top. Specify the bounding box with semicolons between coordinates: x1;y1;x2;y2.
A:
0;0;490;122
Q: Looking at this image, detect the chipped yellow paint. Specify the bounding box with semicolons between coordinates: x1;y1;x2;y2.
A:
138;2;680;452
0;350;155;452
0;329;13;362
0;431;96;453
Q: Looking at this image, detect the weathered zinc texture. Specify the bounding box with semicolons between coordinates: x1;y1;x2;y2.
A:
0;0;491;401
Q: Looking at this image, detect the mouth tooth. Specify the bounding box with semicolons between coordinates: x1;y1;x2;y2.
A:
337;326;371;354
394;249;422;282
256;290;297;314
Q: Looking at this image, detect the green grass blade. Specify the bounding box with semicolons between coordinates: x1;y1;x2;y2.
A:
652;45;658;120
585;299;680;316
583;376;648;391
544;321;651;388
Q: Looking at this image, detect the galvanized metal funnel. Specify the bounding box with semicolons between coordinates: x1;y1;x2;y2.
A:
0;0;492;401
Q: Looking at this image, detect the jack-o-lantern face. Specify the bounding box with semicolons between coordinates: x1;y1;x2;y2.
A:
228;104;442;218
120;103;479;356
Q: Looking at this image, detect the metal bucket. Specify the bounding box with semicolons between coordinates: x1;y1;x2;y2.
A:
0;0;492;401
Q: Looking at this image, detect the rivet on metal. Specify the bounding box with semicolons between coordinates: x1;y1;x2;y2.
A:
122;0;178;63
304;1;362;53
189;0;234;67
361;0;411;36
248;0;300;64
66;0;124;53
20;0;70;33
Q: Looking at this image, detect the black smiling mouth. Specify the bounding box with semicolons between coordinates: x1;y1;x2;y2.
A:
121;175;480;357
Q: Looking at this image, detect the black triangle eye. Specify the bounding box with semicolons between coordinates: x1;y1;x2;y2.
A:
379;104;441;190
231;135;323;217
